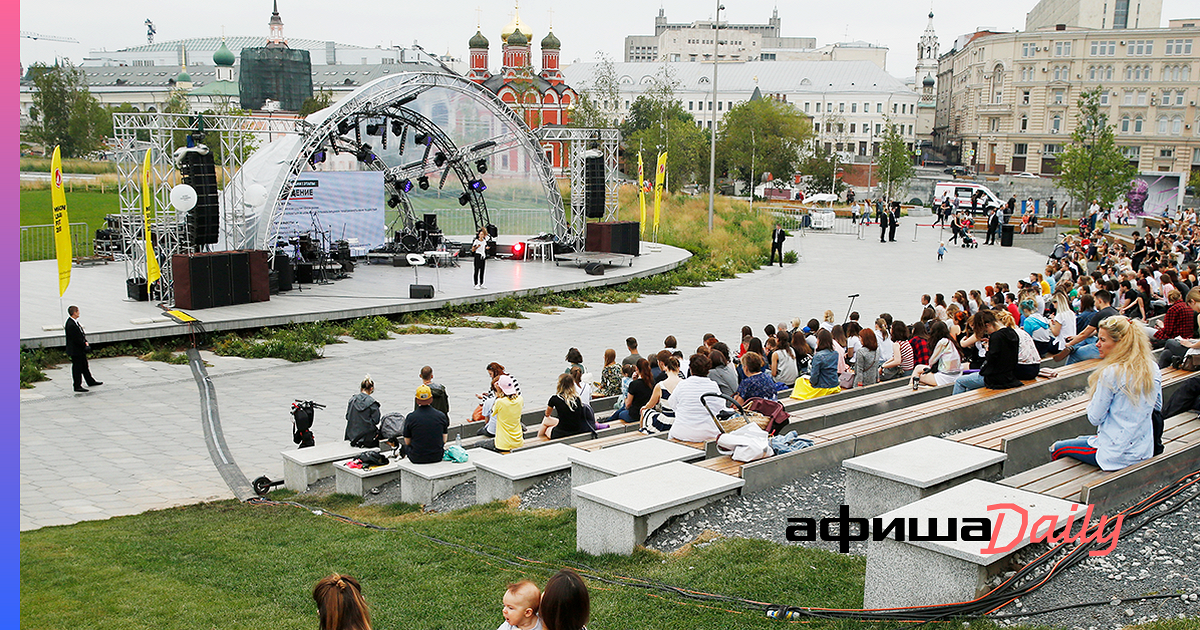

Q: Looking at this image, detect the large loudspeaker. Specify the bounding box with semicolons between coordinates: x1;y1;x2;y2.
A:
585;221;641;256
583;153;605;219
173;251;271;309
410;284;434;299
247;250;270;302
209;253;233;307
229;251;252;304
274;252;294;291
180;149;220;247
423;213;438;233
173;253;214;310
1000;224;1015;247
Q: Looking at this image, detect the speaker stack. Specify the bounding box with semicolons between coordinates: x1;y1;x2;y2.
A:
583;152;605;219
172;250;270;310
179;148;220;250
585;221;640;256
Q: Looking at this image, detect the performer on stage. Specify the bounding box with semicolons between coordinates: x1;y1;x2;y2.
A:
471;227;490;290
65;305;102;392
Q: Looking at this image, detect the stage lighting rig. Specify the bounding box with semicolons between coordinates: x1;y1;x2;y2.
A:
310;150;326;165
387;194;400;208
458;192;471;206
337;119;354;136
400;179;413;193
475;159;488;174
468;179;487;192
356;144;376;164
418;176;430;190
414;132;431;146
433;151;447;167
391;120;404;137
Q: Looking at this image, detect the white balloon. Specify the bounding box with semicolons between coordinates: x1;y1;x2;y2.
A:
244;184;268;207
169;184;197;211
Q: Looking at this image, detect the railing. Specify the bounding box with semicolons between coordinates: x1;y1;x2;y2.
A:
769;207;866;236
20;223;94;262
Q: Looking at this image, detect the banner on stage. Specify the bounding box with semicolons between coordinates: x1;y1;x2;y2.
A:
278;172;385;247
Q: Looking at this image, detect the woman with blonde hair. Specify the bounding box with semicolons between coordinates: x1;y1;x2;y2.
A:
1050;315;1161;470
821;309;836;331
313;574;372;630
539;373;589;440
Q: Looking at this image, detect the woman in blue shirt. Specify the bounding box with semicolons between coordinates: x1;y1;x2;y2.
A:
1050;315;1161;470
791;330;840;401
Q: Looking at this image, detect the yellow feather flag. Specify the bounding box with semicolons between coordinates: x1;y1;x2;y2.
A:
50;146;72;296
652;151;668;234
141;149;161;285
637;152;646;237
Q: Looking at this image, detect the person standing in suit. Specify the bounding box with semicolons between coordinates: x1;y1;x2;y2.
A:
888;201;900;242
878;199;890;243
65;305;102;393
986;209;1001;245
769;223;786;267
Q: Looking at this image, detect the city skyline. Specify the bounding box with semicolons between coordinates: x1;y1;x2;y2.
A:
20;0;1195;81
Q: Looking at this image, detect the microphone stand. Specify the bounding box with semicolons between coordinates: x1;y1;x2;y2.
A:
845;293;860;325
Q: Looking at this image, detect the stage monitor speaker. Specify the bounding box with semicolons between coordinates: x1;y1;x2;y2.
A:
208;253;233;307
610;221;640;256
295;262;314;284
409;284;434;299
228;251;251;305
180;148;220;246
583;154;605;218
423;213;438;233
584;262;605;276
274;252;294;291
247;250;270;302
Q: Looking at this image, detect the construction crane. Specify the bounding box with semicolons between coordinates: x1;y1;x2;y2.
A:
20;31;79;43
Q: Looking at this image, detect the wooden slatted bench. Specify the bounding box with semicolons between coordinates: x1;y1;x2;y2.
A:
778;377;909;415
694;360;1100;494
998;412;1200;512
511;419;640;452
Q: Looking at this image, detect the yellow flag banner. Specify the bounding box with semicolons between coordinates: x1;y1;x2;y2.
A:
51;146;72;296
141;149;161;285
637;152;646;237
652;151;668;234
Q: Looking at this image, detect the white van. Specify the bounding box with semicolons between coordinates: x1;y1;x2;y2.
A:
933;182;1005;215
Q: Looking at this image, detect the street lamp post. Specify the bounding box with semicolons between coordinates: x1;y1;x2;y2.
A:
706;1;723;232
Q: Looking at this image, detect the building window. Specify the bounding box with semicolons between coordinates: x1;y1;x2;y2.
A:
1176;91;1186;106
1137;91;1147;106
875;123;882;134
717;101;722;111
1172;117;1183;135
851;103;857;113
814;122;820;132
1051;114;1062;133
1054;41;1072;56
838;123;844;133
1014;143;1028;156
708;101;713;110
1020;115;1028;132
1022;43;1036;57
863;102;870;113
1121;115;1131;133
876;103;882;113
1091;40;1116;56
1127;40;1153;56
1159;117;1169;135
1124;91;1134;105
1134;116;1143;133
1121;146;1140;159
990;118;1000;132
839;102;845;113
1100;90;1110;105
850;123;856;133
689;101;694;110
1160;148;1174;159
1022;90;1031;104
1165;39;1193;55
1044;144;1062;156
804;102;810;112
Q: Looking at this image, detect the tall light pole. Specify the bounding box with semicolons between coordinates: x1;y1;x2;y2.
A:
706;2;724;232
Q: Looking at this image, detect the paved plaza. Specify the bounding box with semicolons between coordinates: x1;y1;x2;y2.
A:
19;226;1047;530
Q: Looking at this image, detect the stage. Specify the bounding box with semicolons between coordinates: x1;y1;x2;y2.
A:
20;241;691;348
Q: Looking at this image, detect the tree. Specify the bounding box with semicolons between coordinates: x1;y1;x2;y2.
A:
1055;86;1137;208
717;98;812;193
26;60;107;157
799;146;846;196
298;89;334;117
620;65;707;191
569;52;620;128
875;119;914;201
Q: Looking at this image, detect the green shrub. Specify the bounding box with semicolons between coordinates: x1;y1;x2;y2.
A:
344;316;394;341
19;348;66;388
783;250;799;264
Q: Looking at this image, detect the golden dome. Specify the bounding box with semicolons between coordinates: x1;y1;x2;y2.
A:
500;4;531;44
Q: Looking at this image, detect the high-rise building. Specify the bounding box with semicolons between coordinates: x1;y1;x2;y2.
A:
1026;0;1163;31
623;8;819;64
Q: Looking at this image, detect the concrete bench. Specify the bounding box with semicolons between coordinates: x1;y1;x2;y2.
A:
569;438;704;488
864;479;1082;608
395;449;504;505
334;457;404;496
694;360;1099;494
999;412;1200;512
281;442;377;492
573;461;745;555
842;437;1007;518
474;443;582;505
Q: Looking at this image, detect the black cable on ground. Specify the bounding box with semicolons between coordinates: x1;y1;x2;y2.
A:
189;348;255;500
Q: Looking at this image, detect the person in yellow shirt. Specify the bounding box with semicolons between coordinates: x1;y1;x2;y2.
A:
491;375;525;451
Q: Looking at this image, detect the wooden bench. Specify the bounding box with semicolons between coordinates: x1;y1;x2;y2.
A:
694;360;1099;494
281;442;379;492
998;412;1200;512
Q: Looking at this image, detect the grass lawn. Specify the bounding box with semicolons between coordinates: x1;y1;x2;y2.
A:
20;189;119;235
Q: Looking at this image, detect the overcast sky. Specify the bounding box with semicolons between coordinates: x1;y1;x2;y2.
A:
19;0;1194;79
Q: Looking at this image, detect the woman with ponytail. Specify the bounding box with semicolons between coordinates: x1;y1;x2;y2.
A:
313;574;372;630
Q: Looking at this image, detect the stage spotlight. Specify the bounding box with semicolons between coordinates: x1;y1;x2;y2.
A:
310;150;326;165
475;159;488;174
400;179;413;193
512;241;525;259
387;195;400;208
391;120;404;137
337;119;353;135
356;144;376;163
468;179;487;192
366;122;383;136
414;132;430;146
458;192;471;206
433;151;447;167
418;176;430;190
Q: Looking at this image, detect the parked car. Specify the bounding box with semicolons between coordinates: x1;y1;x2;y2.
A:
933;182;1005;215
1012;172;1040;179
943;165;973;178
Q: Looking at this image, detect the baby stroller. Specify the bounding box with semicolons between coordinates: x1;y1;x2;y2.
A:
960;229;979;248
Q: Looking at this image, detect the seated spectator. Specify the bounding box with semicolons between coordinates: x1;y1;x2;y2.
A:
1154;288;1200;359
792;331;813;375
569;366;593;407
621;337;642;367
497;581;541;630
608;358;654;424
641;354;682;430
1020;299;1056;356
313;574;373;630
909;322;931;366
596;349;622;397
854;328;881;387
667;354;726;442
478;363;520;437
404;385;449;464
490;375;525;452
540;570;589;630
564;347;584;374
1059;290;1118;364
345;375;381;447
415;366;450;420
663;335;678;353
618;363;635;398
1050;315;1161;470
912;321;962;387
1074;294;1097;334
791;329;840;400
821;310;836;331
770;330;799;386
953;310;1022;394
706;348;738;398
735;351;777;404
736;326;753;358
879;321;914;381
1049;291;1077;354
737;337;765;381
538;373;590;440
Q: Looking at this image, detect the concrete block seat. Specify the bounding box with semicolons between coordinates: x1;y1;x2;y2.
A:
863;479;1083;608
783;379;953;434
395;449;504;505
334;457;404;496
693;360;1099;494
474;443;582;505
512;419;641;452
569;438;704;488
998;412;1200;512
573;461;745;555
281;442;379;492
950;367;1193;475
842;436;1007;518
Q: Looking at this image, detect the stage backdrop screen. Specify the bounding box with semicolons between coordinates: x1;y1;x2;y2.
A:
278;171;385;248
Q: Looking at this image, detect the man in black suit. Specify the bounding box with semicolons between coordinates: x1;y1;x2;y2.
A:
985;209;1001;245
878;200;889;243
769;223;787;267
888;201;900;242
65;305;102;392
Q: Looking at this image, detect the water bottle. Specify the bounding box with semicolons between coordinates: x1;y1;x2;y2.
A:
456;433;463;448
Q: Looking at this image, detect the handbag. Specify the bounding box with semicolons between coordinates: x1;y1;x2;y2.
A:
716;423;774;462
442;445;469;463
356;450;389;468
472;404;485;423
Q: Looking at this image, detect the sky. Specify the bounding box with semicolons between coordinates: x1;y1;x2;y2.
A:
18;0;1195;80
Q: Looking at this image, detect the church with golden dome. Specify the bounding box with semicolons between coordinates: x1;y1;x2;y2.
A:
466;3;576;134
